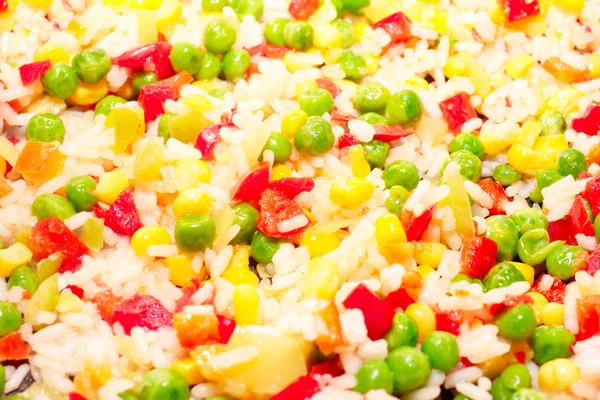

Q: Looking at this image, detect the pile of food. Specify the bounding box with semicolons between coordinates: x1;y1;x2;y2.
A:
0;0;599;398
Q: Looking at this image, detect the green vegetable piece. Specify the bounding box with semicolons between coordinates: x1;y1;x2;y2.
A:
421;331;460;373
332;19;355;48
449;133;485;160
260;131;292;164
385;311;418;351
71;47;112;84
0;301;23;337
339;50;367;81
31;193;76;221
511;208;548;236
483;263;526;291
557;148;587;179
531;325;575;365
222;49;251;81
26;113;66;144
294;116;335;156
385;90;423;127
354;82;391;114
95;95;127;116
66;175;97;212
491;376;514;400
132;71;158;95
444;150;482;183
484;215;519;261
517;229;564;266
42;62;79;99
8;266;38;294
174;214;216;252
529;168;562;204
353;359;394;394
359;112;388;125
284;21;313;51
343;0;370;14
546;244;587;280
202;0;229;11
118;392;140;400
383;160;420;190
230;0;264;20
264;17;290;46
231;202;259;245
297;88;334;117
362;139;390;169
251;231;284;264
510;389;548;400
81;217;104;252
538;109;566;136
385;347;431;395
495;304;536;341
385;186;409;216
204;20;237;54
140;368;190;400
194;52;222;80
501;364;531;391
170;41;202;75
493;164;522;187
158;112;175;140
452;273;483;287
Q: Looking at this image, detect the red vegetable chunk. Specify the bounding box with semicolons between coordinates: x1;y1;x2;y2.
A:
288;0;319;20
572;104;600;136
586;249;600;278
404;206;435;242
316;79;341;98
92;187;143;237
576;295;600;341
583;175;600;216
19;60;52;86
138;83;177;122
113;295;173;334
434;308;463;335
217;315;236;344
338;133;360;149
232;162;271;204
343;283;395;340
439;92;477;134
373;124;413;142
267;177;315;199
460;236;498;280
478;178;510;216
501;0;540;22
246;44;290;60
372;12;413;44
0;332;31;362
195;124;223;160
531;274;566;304
114;42;175;80
271;376;320;400
256;188;310;238
384;287;415;311
568;195;595;238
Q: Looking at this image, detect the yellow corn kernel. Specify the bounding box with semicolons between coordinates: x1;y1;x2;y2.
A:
303;257;340;301
172;188;214;218
68;80;110;106
538;87;584;117
444;53;474;79
233;284;260;325
488;2;506;24
300;232;340;257
163;254;200;287
467;61;491;99
507;144;554;176
405;77;429;90
131;225;172;256
514;121;542;148
590;53;600;79
95;171;130;205
539;359;580;392
191;79;232;93
222;265;259;286
129;0;161;9
133;140;165;182
66;20;86;40
330;178;375;209
323;47;343;65
171;357;203;385
375;213;407;246
295;79;319;97
347;145;370;178
508;262;534;285
313;25;342;49
414;242;446;268
33;43;70;64
353;22;373;44
364;53;380;76
174;159;212;192
417;265;435;280
0;243;32;278
525;292;548;324
505;54;535;80
478;128;514;156
182;94;213;111
24;0;52;7
424;8;447;34
553;0;584;13
540;302;564;326
56;291;84;314
281;110;308;138
406;302;436;342
533;135;569;161
272;165;292;180
284;51;321;72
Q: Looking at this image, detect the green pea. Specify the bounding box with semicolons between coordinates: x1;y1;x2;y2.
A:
557;148;587;178
31;193;76;221
339;50;367;81
202;0;229;11
297;88;334;117
343;0;370;14
385;311;418;351
42;62;79;99
26;113;66;143
208;89;227;99
260;132;292;164
511;389;548;400
531;325;575;365
444;150;482;182
529;168;562;203
538;109;566;136
294;116;335;156
385;347;431;395
169;42;202;75
385;186;409;216
222;49;251;81
264;17;290;46
493;165;522;187
491;376;515;400
385;90;423;127
452;273;483;287
495;304;536;341
359;112;388;125
194;52;222;80
118;392;140;400
8;266;38;294
483;215;519;261
354;359;394;394
383;160;419;190
354;82;391;114
251;231;284;264
204;20;237;54
511;208;547;236
546;244;587;280
449;133;485;160
0;301;23;337
284;21;314;51
174;214;216;252
230;0;264;20
66;175;97;212
231;202;259;245
95;95;127;116
140;368;189;400
158;112;174;140
362;140;390;169
483;263;526;291
501;364;531;391
71;48;112;84
517;229;563;266
421;331;459;373
132;71;158;95
332;19;355;48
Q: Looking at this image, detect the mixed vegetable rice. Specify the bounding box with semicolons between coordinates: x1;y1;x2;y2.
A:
0;0;600;398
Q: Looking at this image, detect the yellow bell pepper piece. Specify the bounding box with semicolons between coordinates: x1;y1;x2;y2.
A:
505;54;535;80
106;107;145;153
56;291;84;314
437;165;475;240
174;159;212;192
478;128;514;156
233;284;260;325
95;171;130;205
507;144;554;176
303;258;340;301
533;135;569;162
133;140;165;182
538;87;584;117
163;254;202;287
299;232;340;257
514;121;542;148
169;110;212;144
0;243;33;277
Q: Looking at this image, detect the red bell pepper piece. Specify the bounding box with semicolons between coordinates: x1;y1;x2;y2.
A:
232;161;270;203
113;295;173;334
175;279;202;312
548;218;575;245
0;332;30;362
19;59;52;86
489;294;534;316
152;42;176;80
289;0;319;20
65;285;84;299
29;218;89;273
217;315;236;344
338;133;360;149
309;355;343;378
271;376;320;400
69;393;87;400
316;78;341;98
384;287;415;311
568;195;595;239
158;71;194;93
531;273;566;304
114;42;175;80
576;295;600;341
0;0;8;12
372;12;413;44
586;249;600;278
330;109;355;122
343;284;395;340
478;178;510;215
92;290;123;324
195;124;223;160
373;124;414;142
439;92;477;134
246;43;290;60
92;187;143;237
500;0;540;22
138;83;177;122
583;175;600;216
459;236;498;280
572;104;600;136
256;188;310;238
267;177;315;198
405;206;435;242
434;309;463;335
